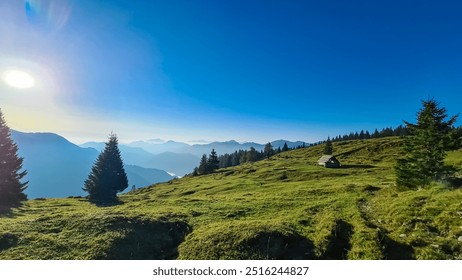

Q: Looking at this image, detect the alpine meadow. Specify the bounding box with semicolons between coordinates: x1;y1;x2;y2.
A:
1;0;462;263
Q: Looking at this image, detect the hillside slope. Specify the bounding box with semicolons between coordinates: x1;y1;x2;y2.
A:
1;137;461;260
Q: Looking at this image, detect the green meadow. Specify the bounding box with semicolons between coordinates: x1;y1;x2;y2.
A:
1;137;461;260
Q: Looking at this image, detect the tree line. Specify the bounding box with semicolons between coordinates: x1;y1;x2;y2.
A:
329;125;409;143
192;142;296;176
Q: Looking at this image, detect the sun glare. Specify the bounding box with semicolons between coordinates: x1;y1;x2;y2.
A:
2;70;36;89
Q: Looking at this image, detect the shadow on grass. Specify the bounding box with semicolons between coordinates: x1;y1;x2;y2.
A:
0;233;18;252
340;164;376;169
446;176;462;189
320;220;354;260
0;204;27;218
91;199;124;207
379;232;415;260
363;185;381;194
245;231;315;260
0;208;13;217
102;219;192;260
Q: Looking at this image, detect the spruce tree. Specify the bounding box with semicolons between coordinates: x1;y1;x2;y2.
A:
323;137;333;155
198;154;208;175
246;147;258;162
456;126;462;149
282;142;289;152
264;142;274;159
192;167;199;176
207;149;219;173
83;133;128;204
395;99;458;188
0;110;27;213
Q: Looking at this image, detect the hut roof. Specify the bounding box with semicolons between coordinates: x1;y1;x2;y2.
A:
317;155;337;164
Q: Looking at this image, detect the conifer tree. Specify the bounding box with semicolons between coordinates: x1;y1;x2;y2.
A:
323;137;333;155
395;99;458;188
282;142;289;152
207;149;219;173
192;167;199;176
0;110;27;213
198;154;208;175
83;133;128;204
264;142;274;158
456;126;462;149
246;147;258;162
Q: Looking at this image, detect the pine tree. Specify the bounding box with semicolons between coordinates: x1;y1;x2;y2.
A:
231;151;240;166
0;110;27;213
395;99;458;188
323;137;333;155
83;133;128;204
246;147;258;162
207;149;219;173
456;126;462;149
192;167;199;176
264;142;274;159
240;150;248;164
198;154;208;175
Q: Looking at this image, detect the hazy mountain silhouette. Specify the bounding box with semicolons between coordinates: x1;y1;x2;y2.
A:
125;139;308;157
82;142;200;176
124;165;174;189
127;140;191;154
143;152;200;176
81;142;156;167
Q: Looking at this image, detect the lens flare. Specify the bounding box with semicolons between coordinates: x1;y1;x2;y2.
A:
25;0;72;32
2;70;36;89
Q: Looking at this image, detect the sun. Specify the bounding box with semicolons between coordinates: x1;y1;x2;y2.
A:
2;70;36;89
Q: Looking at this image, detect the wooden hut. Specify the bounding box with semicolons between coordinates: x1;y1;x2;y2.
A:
317;155;340;168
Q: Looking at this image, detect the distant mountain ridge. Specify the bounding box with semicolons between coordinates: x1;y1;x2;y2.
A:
110;138;307;157
82;139;309;176
10;130;174;198
80;142;200;176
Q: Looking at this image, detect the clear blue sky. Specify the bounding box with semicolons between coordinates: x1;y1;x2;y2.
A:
1;0;461;144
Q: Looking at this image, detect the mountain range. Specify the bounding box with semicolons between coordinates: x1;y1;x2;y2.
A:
123;139;308;157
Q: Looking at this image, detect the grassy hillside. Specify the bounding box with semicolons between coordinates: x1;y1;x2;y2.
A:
1;137;462;260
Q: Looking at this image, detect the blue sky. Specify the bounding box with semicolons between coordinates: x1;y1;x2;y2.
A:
0;0;461;144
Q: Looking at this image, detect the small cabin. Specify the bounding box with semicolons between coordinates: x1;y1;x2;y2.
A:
317;155;341;168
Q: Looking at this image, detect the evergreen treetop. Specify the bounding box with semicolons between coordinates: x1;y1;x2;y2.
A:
207;149;219;173
323;137;333;155
198;154;208;175
83;133;128;204
264;142;274;158
395;99;458;188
